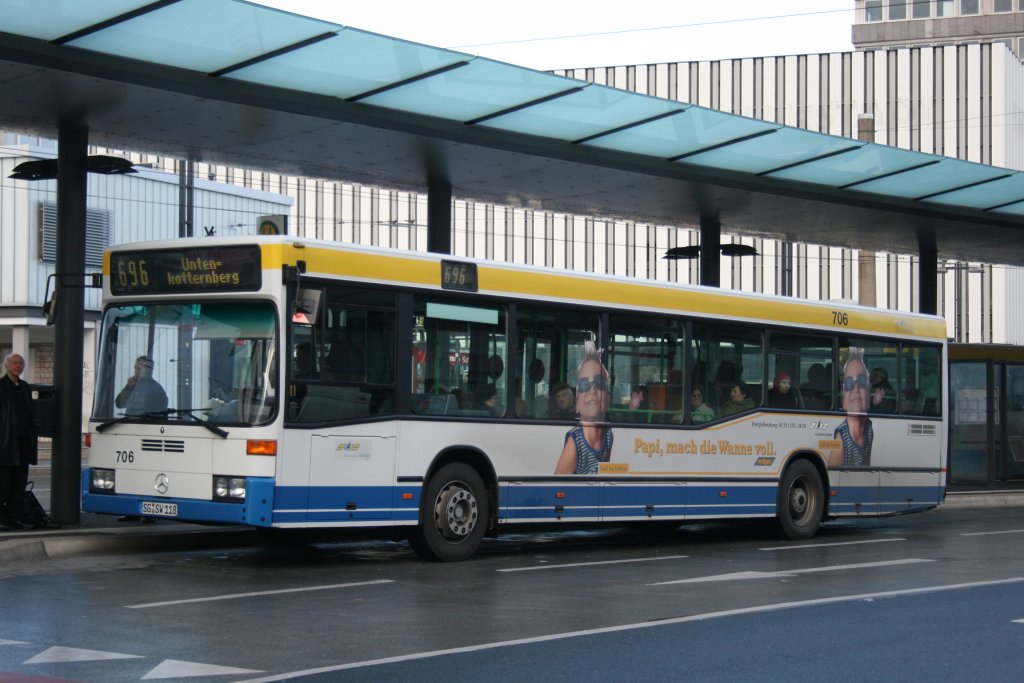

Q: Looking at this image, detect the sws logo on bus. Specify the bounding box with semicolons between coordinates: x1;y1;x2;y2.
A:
336;441;371;458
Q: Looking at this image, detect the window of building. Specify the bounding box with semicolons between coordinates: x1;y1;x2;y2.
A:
913;0;931;17
936;0;955;15
41;201;111;268
994;0;1012;11
960;0;979;14
993;38;1014;54
866;0;884;20
889;0;907;19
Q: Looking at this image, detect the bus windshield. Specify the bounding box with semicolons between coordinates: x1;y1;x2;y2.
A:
92;301;278;426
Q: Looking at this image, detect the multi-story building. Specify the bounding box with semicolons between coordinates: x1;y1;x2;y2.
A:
854;0;1024;56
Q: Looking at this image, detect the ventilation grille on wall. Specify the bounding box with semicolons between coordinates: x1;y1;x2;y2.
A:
40;201;111;267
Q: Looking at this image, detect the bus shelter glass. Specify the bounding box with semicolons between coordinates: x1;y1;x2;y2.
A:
92;302;278;425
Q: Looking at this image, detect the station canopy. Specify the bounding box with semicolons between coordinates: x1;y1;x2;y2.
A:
2;0;1024;264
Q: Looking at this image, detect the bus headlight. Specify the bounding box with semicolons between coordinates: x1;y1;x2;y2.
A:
213;476;246;502
90;468;115;493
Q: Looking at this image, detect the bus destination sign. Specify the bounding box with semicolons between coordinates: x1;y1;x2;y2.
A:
441;260;478;292
110;245;262;295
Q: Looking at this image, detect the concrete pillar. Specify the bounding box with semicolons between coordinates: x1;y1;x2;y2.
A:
857;114;877;308
51;119;88;525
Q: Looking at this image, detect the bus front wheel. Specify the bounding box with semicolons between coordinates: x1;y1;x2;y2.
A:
409;462;489;561
775;460;824;540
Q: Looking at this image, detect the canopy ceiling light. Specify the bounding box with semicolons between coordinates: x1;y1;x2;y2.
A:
663;244;759;259
9;155;137;181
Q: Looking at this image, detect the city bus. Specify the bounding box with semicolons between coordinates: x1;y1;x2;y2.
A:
82;237;948;560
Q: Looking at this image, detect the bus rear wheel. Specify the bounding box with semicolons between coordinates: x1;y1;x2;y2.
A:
775;459;823;540
409;462;489;561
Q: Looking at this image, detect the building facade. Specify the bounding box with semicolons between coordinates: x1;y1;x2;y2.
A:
854;0;1024;56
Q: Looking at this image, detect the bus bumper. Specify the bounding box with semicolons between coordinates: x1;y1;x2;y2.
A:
81;469;275;527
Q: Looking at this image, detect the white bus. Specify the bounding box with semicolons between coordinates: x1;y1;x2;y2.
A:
83;237;947;560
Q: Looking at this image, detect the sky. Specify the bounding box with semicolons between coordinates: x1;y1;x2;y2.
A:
249;1;855;71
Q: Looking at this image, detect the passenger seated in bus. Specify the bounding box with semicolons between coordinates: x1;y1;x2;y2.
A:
479;383;501;417
689;387;715;423
548;381;576;420
870;367;896;413
768;372;799;409
801;363;831;410
115;356;168;415
721;382;754;416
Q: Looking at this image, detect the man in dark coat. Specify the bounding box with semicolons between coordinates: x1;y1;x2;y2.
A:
0;353;38;529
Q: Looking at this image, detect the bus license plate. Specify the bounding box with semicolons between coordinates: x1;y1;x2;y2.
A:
142;501;178;517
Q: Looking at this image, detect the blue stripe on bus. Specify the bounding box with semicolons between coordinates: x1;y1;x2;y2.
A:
81;469;943;527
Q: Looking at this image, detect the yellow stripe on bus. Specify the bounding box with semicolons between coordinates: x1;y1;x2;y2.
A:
267;242;946;340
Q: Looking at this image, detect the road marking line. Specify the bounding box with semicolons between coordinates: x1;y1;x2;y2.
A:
25;646;143;664
143;658;263;679
125;579;394;609
759;538;906;551
498;555;688;572
960;529;1024;536
649;558;933;585
234;577;1024;682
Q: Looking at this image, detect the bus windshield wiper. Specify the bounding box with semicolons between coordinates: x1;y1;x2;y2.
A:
95;408;229;438
164;408;229;438
95;410;177;433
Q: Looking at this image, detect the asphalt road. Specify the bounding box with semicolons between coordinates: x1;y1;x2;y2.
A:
2;505;1023;682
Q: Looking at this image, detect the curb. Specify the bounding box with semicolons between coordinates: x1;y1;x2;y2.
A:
0;526;260;565
943;491;1024;509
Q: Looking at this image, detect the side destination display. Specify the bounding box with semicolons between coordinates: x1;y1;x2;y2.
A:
110;245;262;295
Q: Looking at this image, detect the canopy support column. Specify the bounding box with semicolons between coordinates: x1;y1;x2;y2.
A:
427;179;452;255
699;215;720;288
51;119;88;525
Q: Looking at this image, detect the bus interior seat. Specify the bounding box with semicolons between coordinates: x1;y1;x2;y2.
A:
412;393;459;416
297;385;371;421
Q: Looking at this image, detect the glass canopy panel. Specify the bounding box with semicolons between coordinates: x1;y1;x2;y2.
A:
360;57;576;123
931;174;1024;209
0;0;152;40
849;158;1010;199
478;84;686;142
990;199;1024;216
227;28;469;99
583;106;778;158
65;0;340;74
769;144;936;188
683;127;861;174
